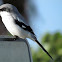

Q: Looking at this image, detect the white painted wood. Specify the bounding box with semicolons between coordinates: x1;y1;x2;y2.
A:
0;35;33;62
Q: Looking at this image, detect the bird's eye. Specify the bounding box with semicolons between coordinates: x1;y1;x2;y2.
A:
1;8;6;11
0;7;11;12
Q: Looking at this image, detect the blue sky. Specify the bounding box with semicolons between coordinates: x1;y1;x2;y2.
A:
27;0;62;49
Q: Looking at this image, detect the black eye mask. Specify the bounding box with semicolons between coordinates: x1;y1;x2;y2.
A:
0;7;11;12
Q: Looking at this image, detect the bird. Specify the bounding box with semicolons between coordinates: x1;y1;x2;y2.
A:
0;4;53;60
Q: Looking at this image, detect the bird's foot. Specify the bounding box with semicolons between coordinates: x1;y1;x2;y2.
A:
14;36;19;40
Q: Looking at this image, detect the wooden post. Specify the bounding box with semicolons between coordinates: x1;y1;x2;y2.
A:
0;35;33;62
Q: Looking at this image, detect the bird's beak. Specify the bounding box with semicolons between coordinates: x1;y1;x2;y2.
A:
0;9;2;15
0;8;3;11
0;9;2;11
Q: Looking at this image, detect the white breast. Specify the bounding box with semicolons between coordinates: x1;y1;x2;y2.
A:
0;11;29;39
0;12;15;33
0;12;21;36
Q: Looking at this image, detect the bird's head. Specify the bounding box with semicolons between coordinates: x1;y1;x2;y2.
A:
0;4;13;12
0;4;18;13
0;4;24;23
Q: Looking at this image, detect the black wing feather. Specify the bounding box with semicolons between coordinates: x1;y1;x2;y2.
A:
15;20;35;35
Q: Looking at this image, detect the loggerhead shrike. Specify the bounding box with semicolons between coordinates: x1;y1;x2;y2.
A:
0;4;53;60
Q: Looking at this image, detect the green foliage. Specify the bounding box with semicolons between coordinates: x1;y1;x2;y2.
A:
32;32;62;62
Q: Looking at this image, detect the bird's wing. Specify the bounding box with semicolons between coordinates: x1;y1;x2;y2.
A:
10;8;35;35
15;19;35;35
12;7;29;26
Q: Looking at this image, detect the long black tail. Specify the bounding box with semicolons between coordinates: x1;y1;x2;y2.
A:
35;39;53;60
